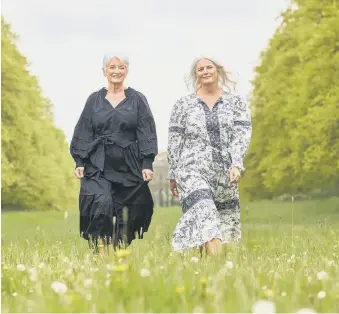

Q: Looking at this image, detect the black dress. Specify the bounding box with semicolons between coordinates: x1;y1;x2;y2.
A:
70;87;158;248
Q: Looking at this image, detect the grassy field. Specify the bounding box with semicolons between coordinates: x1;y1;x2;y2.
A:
2;198;339;313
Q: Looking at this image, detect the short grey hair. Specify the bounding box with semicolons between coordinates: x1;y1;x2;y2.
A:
102;53;129;72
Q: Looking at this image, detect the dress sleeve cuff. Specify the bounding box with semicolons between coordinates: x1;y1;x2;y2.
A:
142;158;154;171
75;158;84;168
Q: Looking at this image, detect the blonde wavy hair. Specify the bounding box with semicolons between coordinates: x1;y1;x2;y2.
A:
186;57;236;93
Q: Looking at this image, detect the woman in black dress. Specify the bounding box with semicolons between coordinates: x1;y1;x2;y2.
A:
70;53;158;255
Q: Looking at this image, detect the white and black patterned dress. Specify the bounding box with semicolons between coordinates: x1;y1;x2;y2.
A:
167;91;252;252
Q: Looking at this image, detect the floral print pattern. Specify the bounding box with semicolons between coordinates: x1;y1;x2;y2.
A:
167;91;252;252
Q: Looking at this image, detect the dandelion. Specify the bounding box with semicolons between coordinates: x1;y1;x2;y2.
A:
106;264;114;271
296;309;316;314
84;279;92;288
317;271;328;281
190;256;199;263
225;261;234;269
328;260;335;267
51;281;67;295
140;268;151;277
281;292;287;297
12;292;18;297
116;249;132;259
114;264;128;272
176;286;185;294
252;300;276;314
17;264;25;271
28;268;37;281
264;289;274;297
317;291;326;299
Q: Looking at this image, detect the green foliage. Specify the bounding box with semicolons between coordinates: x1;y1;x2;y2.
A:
1;17;78;211
242;0;339;200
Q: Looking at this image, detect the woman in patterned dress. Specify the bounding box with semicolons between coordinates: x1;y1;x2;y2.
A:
167;56;252;256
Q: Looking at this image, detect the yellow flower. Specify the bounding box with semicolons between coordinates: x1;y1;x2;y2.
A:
116;249;132;259
176;286;185;294
264;289;274;297
114;264;129;272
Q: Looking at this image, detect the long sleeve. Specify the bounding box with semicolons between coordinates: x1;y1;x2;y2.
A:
136;92;158;170
70;93;95;168
167;99;187;180
228;95;252;172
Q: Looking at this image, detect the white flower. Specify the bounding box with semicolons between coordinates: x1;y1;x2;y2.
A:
84;279;92;288
190;257;199;263
195;271;200;275
17;264;25;271
317;291;326;299
307;276;312;282
63;257;70;264
317;271;328;281
38;263;45;269
296;308;316;314
252;300;276;314
28;268;37;281
225;261;234;269
281;292;287;297
12;292;18;297
160;266;165;270
140;268;151;277
105;280;111;288
328;260;335;267
51;281;67;294
106;264;114;271
64;211;68;219
261;285;267;290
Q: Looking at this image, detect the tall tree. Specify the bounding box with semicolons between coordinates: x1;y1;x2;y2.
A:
241;0;339;199
1;17;79;211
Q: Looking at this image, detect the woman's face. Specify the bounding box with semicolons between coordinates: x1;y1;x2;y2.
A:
195;58;218;87
104;57;128;85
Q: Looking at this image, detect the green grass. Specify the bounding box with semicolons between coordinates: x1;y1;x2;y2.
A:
2;198;339;313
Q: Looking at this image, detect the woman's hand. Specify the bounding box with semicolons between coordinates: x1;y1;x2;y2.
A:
170;179;179;197
229;167;241;184
142;169;154;181
74;167;84;179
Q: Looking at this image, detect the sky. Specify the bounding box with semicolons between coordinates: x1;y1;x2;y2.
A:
2;0;289;152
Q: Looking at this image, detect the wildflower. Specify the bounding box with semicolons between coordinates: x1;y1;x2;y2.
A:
64;211;68;219
116;249;132;259
38;263;45;269
281;292;287;297
264;289;274;297
296;309;316;314
84;279;92;288
140;268;151;277
12;292;18;297
114;264;129;272
105;280;111;288
51;281;67;294
328;260;335;267
28;268;37;281
317;271;328;281
17;264;25;271
225;261;234;269
317;291;326;299
190;257;199;263
252;300;276;314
